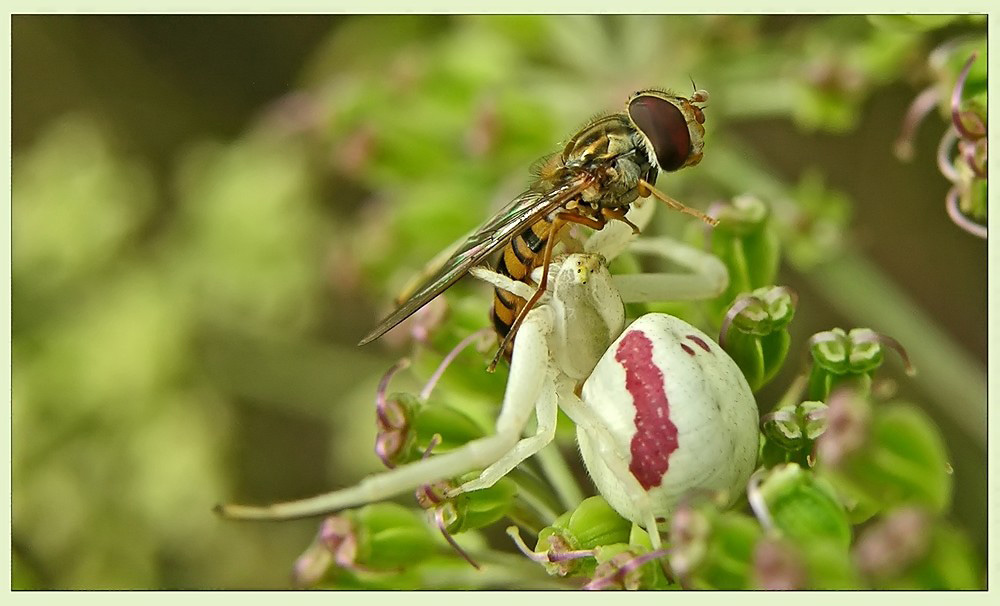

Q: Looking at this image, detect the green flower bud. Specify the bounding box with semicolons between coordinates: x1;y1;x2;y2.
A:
294;503;438;585
586;543;672;590
376;392;487;468
554;495;633;550
751;464;852;549
340;503;438;570
374;354;490;468
436;474;517;534
800;538;862;589
524;496;633;578
720;285;796;391
375;391;421;467
801;400;828;440
669;502;762;589
762;400;827;448
410;401;486;452
686;194;781;326
807;328;913;401
748;464;863;589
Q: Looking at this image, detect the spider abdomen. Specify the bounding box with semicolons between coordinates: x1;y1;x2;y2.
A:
578;313;759;524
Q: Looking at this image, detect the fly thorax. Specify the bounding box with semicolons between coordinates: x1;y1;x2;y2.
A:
602;156;644;206
615;155;644;189
548;254;626;381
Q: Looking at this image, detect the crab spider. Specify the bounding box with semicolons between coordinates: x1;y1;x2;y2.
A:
218;202;760;549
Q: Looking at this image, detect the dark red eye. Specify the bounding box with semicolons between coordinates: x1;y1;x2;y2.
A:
628;96;691;172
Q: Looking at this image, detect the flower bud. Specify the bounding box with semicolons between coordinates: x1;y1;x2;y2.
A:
720;285;796;391
586;544;671;590
436;474;517;534
751;463;851;549
544;495;633;550
807;328;913;401
668;501;761;589
324;503;437;573
686;194;781;326
525;496;633;578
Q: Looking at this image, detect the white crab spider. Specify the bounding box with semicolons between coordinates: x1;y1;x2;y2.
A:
218;202;760;548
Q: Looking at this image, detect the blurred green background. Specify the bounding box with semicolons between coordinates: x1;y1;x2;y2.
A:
11;14;986;589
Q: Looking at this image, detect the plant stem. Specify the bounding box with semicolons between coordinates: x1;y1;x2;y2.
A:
536;442;586;511
418;550;572;589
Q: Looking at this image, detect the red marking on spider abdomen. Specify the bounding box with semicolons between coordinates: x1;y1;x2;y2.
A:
614;330;679;490
686;334;711;352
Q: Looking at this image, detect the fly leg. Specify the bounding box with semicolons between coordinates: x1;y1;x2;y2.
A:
583;199;655;260
638;178;718;226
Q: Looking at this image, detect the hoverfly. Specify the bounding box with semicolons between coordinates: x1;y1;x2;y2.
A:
358;87;716;370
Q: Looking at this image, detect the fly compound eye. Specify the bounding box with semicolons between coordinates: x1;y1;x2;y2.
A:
627;95;692;172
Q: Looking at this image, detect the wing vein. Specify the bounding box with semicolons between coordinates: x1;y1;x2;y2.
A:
358;174;592;345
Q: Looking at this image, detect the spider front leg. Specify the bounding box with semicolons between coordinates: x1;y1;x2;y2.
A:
613;236;728;303
581;201;726;304
449;270;565;494
449;371;558;495
217;307;557;522
469;266;536;301
450;313;560;495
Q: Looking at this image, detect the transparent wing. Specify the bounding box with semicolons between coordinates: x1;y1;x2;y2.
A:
358;175;592;345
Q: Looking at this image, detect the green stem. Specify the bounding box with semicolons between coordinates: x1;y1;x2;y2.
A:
775;372;810;410
506;468;561;524
536;442;586;511
420;550;572;589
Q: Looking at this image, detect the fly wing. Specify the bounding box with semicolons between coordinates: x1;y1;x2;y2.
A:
358;175;591;345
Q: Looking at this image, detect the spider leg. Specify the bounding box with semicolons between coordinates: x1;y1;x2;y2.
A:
218;431;525;521
217;309;555;522
470;266;537;301
557;379;663;550
453;374;557;494
613;236;728;303
451;306;558;493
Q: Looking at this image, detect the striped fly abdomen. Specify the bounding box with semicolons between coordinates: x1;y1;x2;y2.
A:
491;218;554;357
